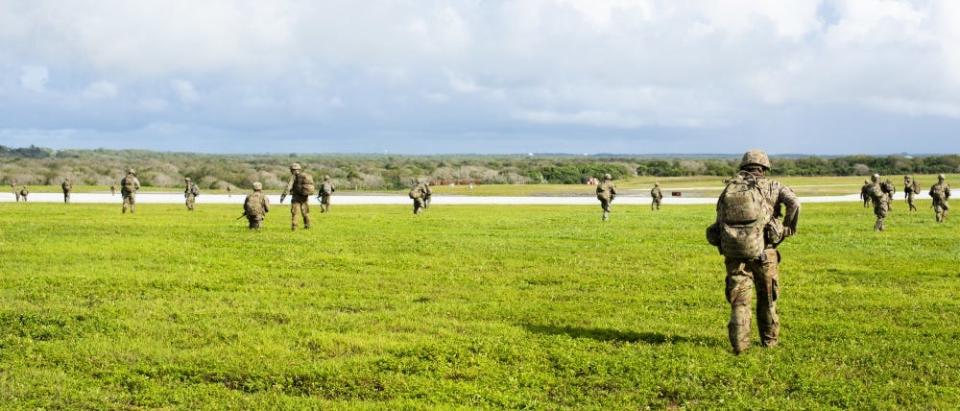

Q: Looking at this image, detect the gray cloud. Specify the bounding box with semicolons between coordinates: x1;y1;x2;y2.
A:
0;0;958;154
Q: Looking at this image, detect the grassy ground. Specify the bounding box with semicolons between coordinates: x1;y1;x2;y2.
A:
1;202;958;409
12;174;946;197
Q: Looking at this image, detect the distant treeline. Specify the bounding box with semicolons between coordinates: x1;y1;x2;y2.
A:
1;145;958;190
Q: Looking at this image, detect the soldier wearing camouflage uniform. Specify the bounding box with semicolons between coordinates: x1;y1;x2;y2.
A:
110;185;117;196
884;178;896;211
864;174;892;231
904;175;919;212
860;180;871;208
706;150;800;355
930;174;951;223
280;163;315;230
243;182;270;229
12;181;20;202
409;180;428;214
61;179;73;203
423;181;433;209
120;169;141;214
18;186;29;202
317;175;336;213
184;177;199;211
596;174;617;221
650;182;663;211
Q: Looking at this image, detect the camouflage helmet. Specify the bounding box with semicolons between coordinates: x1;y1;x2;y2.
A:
289;163;302;171
252;182;263;190
739;149;771;170
871;173;880;182
184;177;191;181
127;168;136;174
324;175;331;181
603;173;612;180
654;181;660;187
939;173;946;181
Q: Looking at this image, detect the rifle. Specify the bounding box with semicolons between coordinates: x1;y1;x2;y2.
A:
236;213;248;221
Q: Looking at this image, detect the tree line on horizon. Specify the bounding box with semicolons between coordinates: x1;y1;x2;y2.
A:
1;145;958;190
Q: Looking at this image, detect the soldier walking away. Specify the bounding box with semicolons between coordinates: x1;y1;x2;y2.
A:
423;181;433;209
110;184;117;196
860;180;871;208
120;169;141;214
184;177;200;211
409;180;427;214
904;176;919;212
18;186;29;202
280;163;315;230
243;182;270;229
930;174;951;223
596;174;617;221
864;174;891;231
706;149;800;355
61;179;73;203
12;181;20;202
651;182;663;211
317;175;336;213
226;185;232;197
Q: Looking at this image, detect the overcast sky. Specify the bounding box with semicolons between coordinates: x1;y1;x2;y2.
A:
1;0;959;154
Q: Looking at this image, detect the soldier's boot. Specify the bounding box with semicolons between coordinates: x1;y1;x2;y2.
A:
602;210;609;221
874;218;883;231
303;214;311;229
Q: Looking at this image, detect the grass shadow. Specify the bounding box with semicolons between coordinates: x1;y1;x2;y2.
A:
522;323;722;348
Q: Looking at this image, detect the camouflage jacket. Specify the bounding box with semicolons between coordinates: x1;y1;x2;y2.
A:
596;181;617;199
320;182;336;195
244;191;270;217
930;183;951;202
651;187;662;199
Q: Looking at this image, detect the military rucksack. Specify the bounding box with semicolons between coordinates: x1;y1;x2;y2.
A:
244;193;264;215
409;187;422;199
320;182;334;195
121;175;137;192
189;184;200;196
716;174;773;260
293;174;315;196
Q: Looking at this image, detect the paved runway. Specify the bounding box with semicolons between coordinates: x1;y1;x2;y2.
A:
0;192;929;205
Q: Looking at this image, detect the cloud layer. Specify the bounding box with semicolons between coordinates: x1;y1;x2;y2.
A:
1;0;958;154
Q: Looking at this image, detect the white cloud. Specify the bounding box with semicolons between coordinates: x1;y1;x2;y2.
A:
82;80;118;99
171;79;199;103
138;98;168;112
19;65;48;92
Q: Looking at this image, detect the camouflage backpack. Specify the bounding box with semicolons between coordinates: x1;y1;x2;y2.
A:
244;193;264;215
189;183;200;196
716;174;773;260
293;174;316;196
121;175;137;192
409;187;422;199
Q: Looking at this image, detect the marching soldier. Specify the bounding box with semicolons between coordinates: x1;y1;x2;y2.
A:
317;175;335;213
650;182;663;211
409;180;427;214
18;186;29;202
706;149;800;354
930;174;951;223
61;179;73;203
120;169;141;214
243;182;270;229
596;174;616;221
280;163;315;230
12;181;20;202
864;174;891;231
184;177;199;211
904;176;919;212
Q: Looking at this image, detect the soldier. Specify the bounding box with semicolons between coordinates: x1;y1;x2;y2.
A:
650;182;663;211
860;180;871;208
18;186;29;202
61;179;73;204
706;149;800;355
864;174;890;231
409;180;427;214
280;163;315;230
184;177;199;211
12;181;20;202
596;173;616;221
120;169;141;214
243;182;270;229
110;184;117;196
904;175;919;212
423;180;433;209
317;175;336;213
226;185;232;197
930;174;951;223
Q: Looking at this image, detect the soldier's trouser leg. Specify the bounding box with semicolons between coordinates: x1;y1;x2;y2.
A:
123;195;135;213
291;200;310;229
874;205;887;231
321;196;330;213
751;249;780;347
725;258;754;354
907;195;916;211
600;199;611;221
934;204;944;223
247;216;262;230
64;192;70;203
413;198;424;214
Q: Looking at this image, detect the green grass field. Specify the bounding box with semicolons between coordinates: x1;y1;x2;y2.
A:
1;202;958;409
